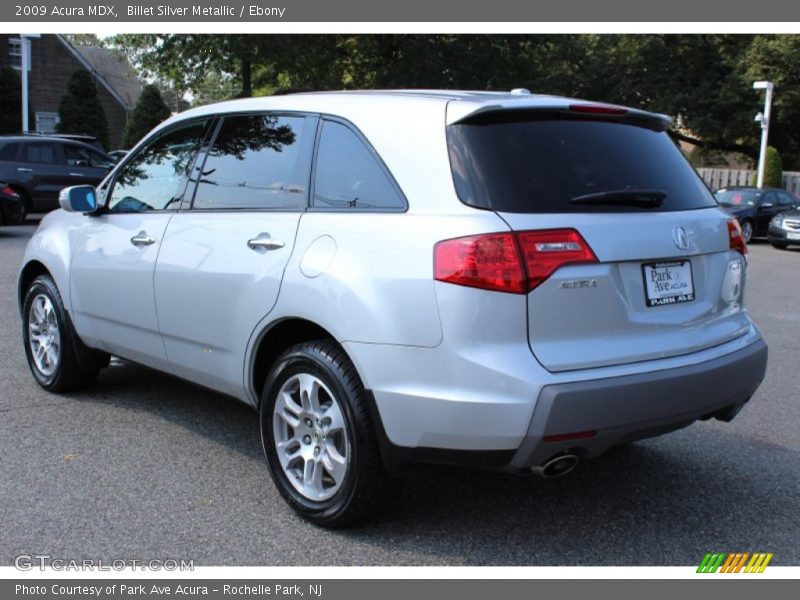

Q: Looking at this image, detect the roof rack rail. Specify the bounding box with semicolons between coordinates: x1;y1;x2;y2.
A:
16;131;98;139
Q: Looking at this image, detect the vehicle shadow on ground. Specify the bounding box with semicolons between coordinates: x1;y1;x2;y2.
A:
87;359;263;460
77;360;800;565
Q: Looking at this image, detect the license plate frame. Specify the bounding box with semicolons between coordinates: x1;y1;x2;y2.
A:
641;260;695;307
787;232;800;241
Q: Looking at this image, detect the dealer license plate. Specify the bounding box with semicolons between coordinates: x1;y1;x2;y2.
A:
642;260;695;307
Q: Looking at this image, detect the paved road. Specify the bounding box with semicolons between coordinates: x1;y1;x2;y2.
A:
1;218;798;566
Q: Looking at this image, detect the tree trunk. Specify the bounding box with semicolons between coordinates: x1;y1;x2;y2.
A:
239;58;252;98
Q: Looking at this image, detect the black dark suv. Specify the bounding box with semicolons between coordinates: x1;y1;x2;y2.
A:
0;135;114;219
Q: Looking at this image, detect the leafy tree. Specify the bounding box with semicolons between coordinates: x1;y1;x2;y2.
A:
122;84;171;149
755;146;783;188
190;71;237;107
57;69;108;146
740;36;800;169
65;34;105;47
110;33;800;168
0;67;22;134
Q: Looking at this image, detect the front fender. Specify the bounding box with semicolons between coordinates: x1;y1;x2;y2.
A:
18;210;84;315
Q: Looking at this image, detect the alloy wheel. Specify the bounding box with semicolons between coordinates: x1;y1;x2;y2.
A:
272;373;350;502
28;293;61;377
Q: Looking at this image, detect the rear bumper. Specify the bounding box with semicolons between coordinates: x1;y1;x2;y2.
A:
508;337;767;471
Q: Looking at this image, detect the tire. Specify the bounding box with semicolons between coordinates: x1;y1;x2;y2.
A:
260;340;403;527
22;275;100;392
740;220;754;244
771;242;788;250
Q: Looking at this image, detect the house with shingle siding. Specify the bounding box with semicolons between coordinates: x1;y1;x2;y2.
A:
0;34;141;149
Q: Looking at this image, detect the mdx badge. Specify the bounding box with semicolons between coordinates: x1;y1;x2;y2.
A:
559;279;598;289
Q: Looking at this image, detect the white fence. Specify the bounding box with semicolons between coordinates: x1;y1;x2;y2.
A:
697;168;800;195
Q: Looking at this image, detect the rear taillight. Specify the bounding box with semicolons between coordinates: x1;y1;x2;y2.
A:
434;232;526;293
516;229;598;290
727;218;747;255
2;186;18;197
434;229;597;294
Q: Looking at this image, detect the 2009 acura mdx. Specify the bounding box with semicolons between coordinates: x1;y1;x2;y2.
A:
18;90;768;526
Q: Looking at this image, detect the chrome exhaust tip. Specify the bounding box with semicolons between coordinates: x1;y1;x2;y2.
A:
531;453;580;478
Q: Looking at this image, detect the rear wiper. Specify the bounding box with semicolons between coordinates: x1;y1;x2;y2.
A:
570;189;667;208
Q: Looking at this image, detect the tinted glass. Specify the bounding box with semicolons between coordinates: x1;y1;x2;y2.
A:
193;115;309;210
0;142;19;161
777;192;795;206
107;121;208;213
65;145;114;169
313;121;405;210
714;189;760;208
448;115;716;213
23;143;60;165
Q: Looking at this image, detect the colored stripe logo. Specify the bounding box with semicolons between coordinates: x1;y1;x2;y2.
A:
697;552;773;573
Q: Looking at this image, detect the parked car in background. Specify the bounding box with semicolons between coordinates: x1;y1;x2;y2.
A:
0;182;24;226
767;207;800;249
46;133;107;154
0;135;114;219
19;91;767;526
715;186;798;243
107;150;129;163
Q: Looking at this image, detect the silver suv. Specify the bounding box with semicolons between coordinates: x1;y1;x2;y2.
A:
19;91;768;526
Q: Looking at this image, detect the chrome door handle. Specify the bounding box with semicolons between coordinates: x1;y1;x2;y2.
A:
247;236;285;251
130;231;155;246
17;167;32;172
69;172;84;176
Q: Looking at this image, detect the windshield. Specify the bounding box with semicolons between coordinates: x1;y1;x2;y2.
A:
714;190;760;208
447;114;716;213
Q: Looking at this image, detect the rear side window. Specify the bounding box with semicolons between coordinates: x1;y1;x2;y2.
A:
22;143;60;165
192;114;311;210
447;114;716;213
313;121;405;210
0;143;19;161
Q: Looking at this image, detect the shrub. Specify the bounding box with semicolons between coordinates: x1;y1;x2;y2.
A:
122;84;171;149
755;146;783;188
57;69;109;147
0;67;22;134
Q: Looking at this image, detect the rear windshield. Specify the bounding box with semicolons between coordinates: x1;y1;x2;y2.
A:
447;114;716;213
714;190;760;208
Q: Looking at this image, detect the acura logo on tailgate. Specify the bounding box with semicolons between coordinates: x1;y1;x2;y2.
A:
672;226;689;250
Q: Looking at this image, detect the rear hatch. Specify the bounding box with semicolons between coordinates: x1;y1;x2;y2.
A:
447;105;750;372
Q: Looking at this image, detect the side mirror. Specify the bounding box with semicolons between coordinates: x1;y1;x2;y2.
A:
74;159;90;168
59;185;98;213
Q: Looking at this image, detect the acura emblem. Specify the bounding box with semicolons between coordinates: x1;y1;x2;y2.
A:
672;226;689;250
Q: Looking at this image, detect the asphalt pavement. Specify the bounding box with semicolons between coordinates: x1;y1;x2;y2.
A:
1;217;798;566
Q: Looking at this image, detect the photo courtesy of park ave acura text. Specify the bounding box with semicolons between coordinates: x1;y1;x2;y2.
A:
0;32;798;566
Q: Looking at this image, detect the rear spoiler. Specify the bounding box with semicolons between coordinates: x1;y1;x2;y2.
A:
447;99;672;131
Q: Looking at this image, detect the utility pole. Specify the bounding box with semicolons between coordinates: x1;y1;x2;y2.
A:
20;34;41;133
753;81;774;189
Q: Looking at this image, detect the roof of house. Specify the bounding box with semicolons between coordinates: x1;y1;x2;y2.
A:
56;36;142;111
